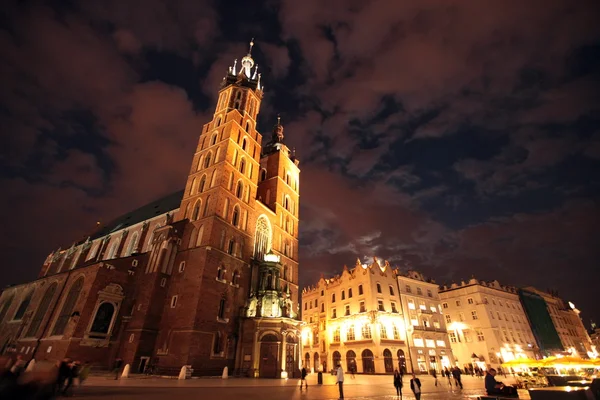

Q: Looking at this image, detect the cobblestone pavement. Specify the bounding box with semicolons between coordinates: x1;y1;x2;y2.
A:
76;373;530;399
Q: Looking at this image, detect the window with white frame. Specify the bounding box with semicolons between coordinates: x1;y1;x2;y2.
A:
471;310;478;320
380;324;387;339
427;289;432;297
449;332;458;343
442;302;448;309
413;337;424;347
476;329;485;341
171;296;178;308
408;299;416;310
361;324;372;339
416;287;422;295
445;314;451;323
178;261;186;273
346;325;355;340
393;325;400;339
333;327;340;342
378;300;385;311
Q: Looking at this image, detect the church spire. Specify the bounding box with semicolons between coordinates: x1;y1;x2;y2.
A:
221;39;263;92
241;38;255;78
272;114;284;144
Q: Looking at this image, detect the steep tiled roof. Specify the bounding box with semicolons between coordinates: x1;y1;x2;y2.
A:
90;190;184;240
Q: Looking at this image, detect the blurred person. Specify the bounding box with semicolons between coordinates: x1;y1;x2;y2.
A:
410;373;422;400
393;369;403;397
336;363;344;399
300;366;308;389
485;368;518;397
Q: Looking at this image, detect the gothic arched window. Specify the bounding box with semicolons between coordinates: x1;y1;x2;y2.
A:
203;196;211;217
211;133;218;146
232;270;240;285
90;302;115;337
204;152;212;168
190;178;197;195
235;181;243;199
239;158;246;174
260;169;267;182
51;277;83;336
210;169;217;188
232;205;240;227
26;282;58;337
125;232;139;256
199;175;207;193
253;215;272;260
191;200;201;221
13;290;33;321
196;225;204;247
242;138;247;151
106;238;120;260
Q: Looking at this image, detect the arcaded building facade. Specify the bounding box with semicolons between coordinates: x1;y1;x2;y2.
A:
0;43;302;378
301;259;411;375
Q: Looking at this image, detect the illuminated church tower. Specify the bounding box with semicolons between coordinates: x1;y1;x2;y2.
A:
155;40;301;377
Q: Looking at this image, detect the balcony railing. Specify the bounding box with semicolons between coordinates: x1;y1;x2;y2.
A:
413;325;447;333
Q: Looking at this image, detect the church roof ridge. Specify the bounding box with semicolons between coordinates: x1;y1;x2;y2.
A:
90;189;184;241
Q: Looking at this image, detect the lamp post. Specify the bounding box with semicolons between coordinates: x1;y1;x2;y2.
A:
405;326;416;374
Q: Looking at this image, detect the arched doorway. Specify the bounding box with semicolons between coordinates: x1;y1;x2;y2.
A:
313;352;320;372
397;349;407;374
332;351;342;370
383;349;394;373
259;334;279;378
285;335;297;377
304;352;310;369
362;349;375;374
346;350;356;373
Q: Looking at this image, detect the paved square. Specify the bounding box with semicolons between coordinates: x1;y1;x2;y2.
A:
75;373;530;399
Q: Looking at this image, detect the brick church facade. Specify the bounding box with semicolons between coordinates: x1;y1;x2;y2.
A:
0;42;302;378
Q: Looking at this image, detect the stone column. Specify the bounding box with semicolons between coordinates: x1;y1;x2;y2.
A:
252;329;260;377
280;332;287;376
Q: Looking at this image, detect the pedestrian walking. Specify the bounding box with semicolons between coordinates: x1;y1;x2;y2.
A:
300;366;308;389
393;369;403;398
452;366;463;389
444;367;452;386
410;373;422;400
431;368;438;386
62;360;77;396
336;364;345;399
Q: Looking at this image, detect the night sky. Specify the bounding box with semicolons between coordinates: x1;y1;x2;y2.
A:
1;1;599;325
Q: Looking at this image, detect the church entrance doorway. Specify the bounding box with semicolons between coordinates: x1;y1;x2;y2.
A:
259;334;279;378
